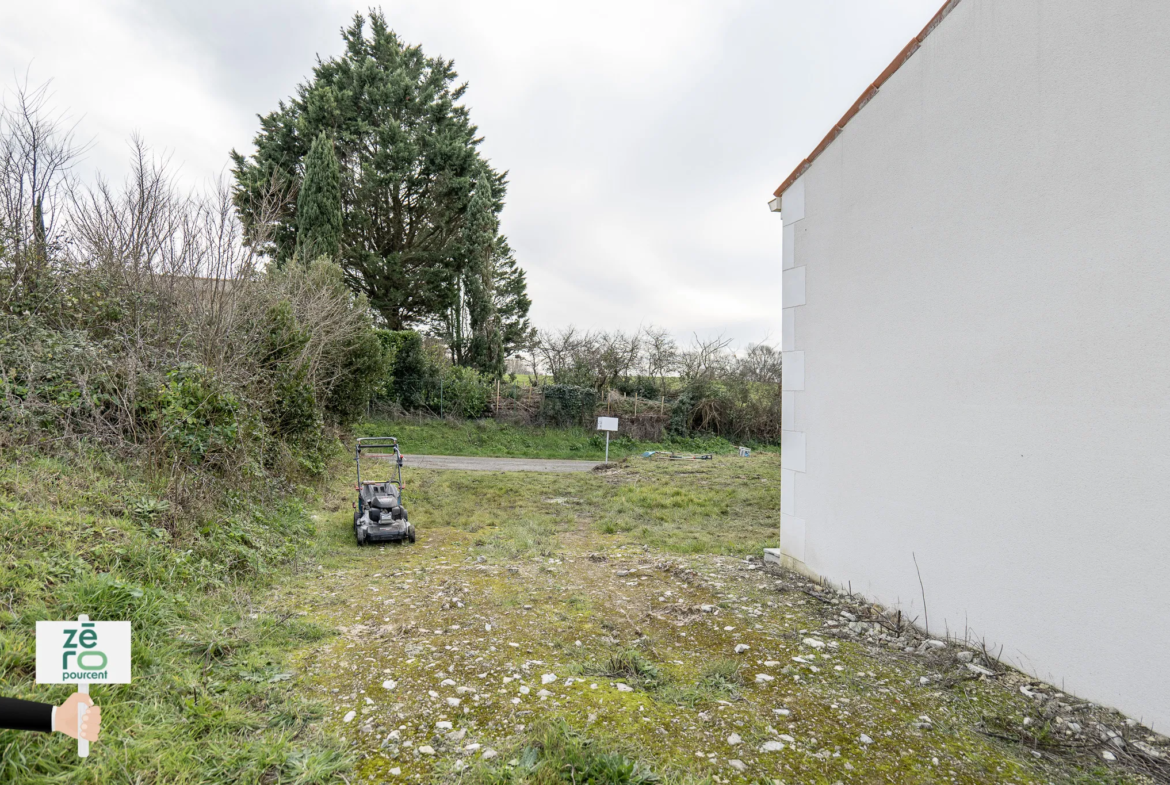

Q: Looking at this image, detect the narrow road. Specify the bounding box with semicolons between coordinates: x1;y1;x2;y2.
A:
369;453;602;472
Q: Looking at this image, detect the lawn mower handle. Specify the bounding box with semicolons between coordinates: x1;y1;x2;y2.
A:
355;437;403;489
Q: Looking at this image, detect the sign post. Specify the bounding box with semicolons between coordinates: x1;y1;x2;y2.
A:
37;615;131;758
597;417;619;464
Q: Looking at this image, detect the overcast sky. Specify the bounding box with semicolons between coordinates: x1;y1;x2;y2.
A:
0;0;943;348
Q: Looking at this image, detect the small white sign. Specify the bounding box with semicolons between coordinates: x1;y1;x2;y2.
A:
36;620;132;685
596;417;619;432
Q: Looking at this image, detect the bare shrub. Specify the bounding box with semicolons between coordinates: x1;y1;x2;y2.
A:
1;97;382;473
0;77;87;313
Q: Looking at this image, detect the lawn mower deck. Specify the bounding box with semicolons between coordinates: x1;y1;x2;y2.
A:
353;437;416;546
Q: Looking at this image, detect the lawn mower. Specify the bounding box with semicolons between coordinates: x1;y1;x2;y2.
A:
352;437;415;546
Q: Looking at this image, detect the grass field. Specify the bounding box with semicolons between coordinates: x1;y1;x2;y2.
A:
265;453;1153;785
395;450;781;557
355;418;757;461
0;449;349;784
4;437;1159;784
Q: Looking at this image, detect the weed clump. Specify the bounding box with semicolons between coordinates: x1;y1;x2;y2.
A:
468;720;660;785
584;649;664;689
699;658;744;695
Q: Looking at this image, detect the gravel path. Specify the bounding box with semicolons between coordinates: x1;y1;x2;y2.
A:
368;453;602;472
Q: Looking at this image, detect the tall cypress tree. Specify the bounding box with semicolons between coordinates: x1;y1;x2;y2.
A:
294;132;342;265
435;167;529;377
462;169;502;376
490;237;531;359
231;12;529;332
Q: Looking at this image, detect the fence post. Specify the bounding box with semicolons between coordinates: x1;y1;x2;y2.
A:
440;378;444;418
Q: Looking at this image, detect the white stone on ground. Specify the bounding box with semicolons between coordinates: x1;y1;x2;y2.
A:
727;733;742;745
343;711;356;723
734;644;750;654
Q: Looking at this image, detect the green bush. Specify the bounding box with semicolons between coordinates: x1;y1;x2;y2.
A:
540;384;597;427
0;319;114;432
379;329;431;409
613;376;660;400
438;364;492;418
270;366;319;439
324;327;387;424
667;378;781;445
149;363;242;465
260;301;318;438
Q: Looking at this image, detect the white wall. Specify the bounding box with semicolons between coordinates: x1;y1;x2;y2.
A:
779;0;1170;729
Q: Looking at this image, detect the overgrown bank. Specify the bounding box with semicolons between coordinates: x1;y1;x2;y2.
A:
0;81;387;783
0;446;350;783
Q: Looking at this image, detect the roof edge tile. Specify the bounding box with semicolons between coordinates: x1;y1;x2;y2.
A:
773;0;964;198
